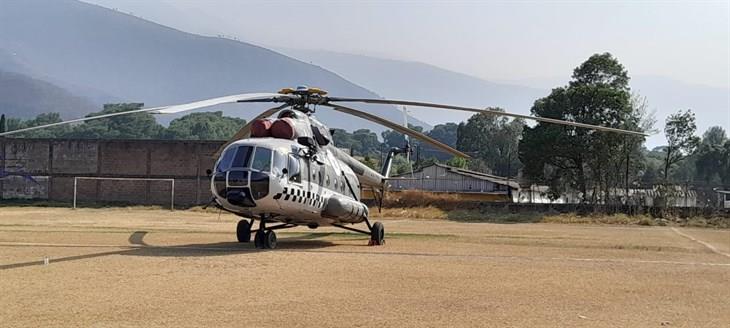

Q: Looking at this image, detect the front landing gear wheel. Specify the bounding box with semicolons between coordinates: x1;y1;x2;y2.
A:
236;220;251;242
370;221;385;246
264;230;277;249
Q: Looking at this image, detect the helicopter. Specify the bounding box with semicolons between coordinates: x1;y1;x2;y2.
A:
0;86;646;249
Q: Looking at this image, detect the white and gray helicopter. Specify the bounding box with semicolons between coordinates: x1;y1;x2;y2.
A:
0;86;646;249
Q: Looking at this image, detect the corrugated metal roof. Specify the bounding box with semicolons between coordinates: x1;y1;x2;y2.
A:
393;163;520;189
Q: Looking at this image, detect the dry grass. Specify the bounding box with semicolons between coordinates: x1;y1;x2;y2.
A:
541;213;655;226
1;207;729;327
382;190;479;210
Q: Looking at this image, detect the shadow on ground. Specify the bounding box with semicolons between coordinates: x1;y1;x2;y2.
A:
0;231;340;271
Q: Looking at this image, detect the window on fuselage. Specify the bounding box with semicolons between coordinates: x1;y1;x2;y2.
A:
251;147;272;173
217;145;253;172
288;154;301;183
273;150;287;176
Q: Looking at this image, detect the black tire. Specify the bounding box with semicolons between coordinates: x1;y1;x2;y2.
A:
370;221;384;245
264;230;277;249
236;220;251;243
254;230;265;248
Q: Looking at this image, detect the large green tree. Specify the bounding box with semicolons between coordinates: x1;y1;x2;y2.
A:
456;109;523;177
519;53;647;202
662;109;699;180
694;126;728;185
67;103;164;139
421;122;459;161
163;111;245;140
8;112;71;138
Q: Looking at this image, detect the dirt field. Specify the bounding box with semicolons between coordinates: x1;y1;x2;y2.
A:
1;207;728;327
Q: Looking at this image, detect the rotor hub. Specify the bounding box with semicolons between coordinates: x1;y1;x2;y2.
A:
279;86;329;113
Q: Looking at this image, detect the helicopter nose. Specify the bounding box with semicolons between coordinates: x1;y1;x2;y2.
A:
212;169;272;208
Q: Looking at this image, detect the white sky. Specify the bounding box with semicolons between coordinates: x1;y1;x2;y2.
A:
86;0;730;88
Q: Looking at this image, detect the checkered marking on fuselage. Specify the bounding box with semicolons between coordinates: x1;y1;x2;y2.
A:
272;187;325;208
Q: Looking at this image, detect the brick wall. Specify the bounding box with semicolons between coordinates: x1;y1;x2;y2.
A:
0;138;224;207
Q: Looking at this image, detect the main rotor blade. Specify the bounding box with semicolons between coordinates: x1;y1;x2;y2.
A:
0;105;168;137
328;98;648;136
212;104;290;158
153;93;293;114
0;93;295;137
323;103;471;159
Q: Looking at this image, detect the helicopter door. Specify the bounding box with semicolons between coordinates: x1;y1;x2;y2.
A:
301;157;319;214
276;153;307;215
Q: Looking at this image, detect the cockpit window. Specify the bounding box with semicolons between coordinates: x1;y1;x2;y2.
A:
217;146;252;172
288;154;301;183
251;147;272;173
273;150;287;175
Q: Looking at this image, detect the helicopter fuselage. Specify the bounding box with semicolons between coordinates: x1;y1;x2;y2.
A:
211;127;378;227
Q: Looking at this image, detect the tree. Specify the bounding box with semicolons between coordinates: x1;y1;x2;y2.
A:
68;103;164;139
163;111;245;140
0;114;5;133
351;129;381;156
421;123;459;161
427;123;458;147
445;156;468;169
11;112;71;138
694;126;728;184
662;109;699;180
519;53;647;203
457;109;523;177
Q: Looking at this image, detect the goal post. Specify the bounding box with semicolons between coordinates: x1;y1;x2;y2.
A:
73;177;175;210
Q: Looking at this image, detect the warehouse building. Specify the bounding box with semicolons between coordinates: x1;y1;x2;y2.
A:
387;163;519;202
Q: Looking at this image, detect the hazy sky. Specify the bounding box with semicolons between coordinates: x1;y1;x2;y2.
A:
85;0;730;89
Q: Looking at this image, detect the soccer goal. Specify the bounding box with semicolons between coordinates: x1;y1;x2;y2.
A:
73;177;175;210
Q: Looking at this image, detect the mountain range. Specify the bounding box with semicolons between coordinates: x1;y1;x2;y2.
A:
0;0;428;131
1;0;726;148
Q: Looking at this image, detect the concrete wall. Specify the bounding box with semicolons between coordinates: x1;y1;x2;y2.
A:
0;138;224;207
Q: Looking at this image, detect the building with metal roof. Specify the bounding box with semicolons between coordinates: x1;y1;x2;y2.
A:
387;163;519;202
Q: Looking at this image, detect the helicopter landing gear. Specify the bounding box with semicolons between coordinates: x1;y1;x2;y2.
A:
236;219;252;243
251;218;284;249
369;221;385;246
332;218;385;246
253;229;277;249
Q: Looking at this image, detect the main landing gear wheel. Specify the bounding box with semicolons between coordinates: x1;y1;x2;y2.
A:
236;220;251;243
264;230;277;249
370;221;385;246
254;229;277;249
254;229;265;248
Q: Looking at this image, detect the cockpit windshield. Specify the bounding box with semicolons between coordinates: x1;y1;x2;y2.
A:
216;146;252;172
251;147;272;173
216;145;281;174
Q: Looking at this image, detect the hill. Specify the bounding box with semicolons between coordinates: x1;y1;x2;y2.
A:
0;69;95;119
278;48;547;125
0;0;427;131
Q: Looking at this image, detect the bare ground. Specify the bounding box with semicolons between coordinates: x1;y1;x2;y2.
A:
0;207;728;327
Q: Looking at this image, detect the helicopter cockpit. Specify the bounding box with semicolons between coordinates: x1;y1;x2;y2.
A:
213;143;302;208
